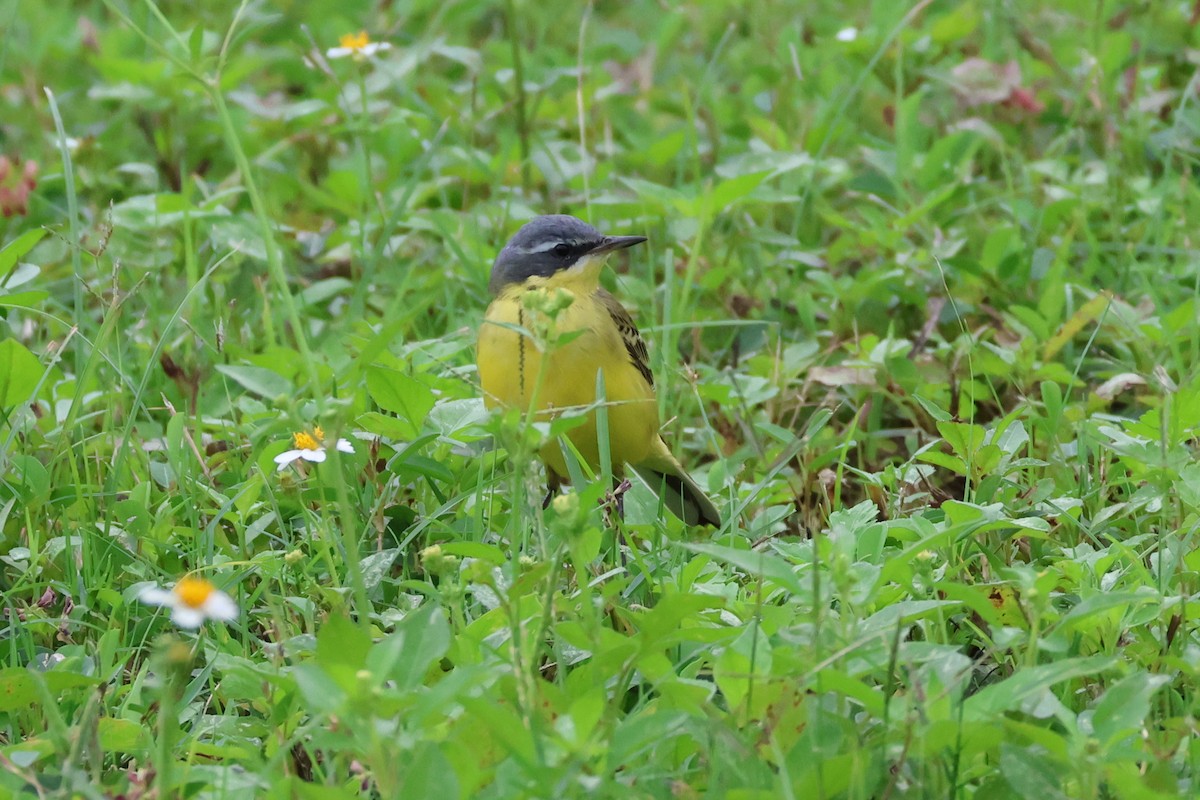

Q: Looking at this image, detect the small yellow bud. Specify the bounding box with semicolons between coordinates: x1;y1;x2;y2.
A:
552;493;579;515
421;545;458;575
521;286;575;316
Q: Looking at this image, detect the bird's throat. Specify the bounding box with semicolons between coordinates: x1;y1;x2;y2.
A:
537;252;608;293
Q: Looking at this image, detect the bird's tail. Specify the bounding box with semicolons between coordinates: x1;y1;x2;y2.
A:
632;449;721;527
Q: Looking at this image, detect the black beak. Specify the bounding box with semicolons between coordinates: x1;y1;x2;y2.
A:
589;235;647;255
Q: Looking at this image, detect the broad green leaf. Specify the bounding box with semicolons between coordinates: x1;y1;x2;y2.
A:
97;717;150;754
0;338;43;408
682;543;805;596
359;548;401;593
0;669;37;712
714;625;771;712
0;229;46;275
397;742;459;800
316;614;372;673
917;449;968;475
913;393;953;422
1089;672;1170;747
366;365;436;438
216;364;291;399
999;742;1069;800
439;542;507;564
1056;590;1157;631
937;420;986;462
0;290;49;308
964;655;1115;720
292;662;347;716
298;278;353;307
426;398;490;438
858;600;962;634
357;410;419;440
707;171;769;210
368;603;450;692
634;592;728;644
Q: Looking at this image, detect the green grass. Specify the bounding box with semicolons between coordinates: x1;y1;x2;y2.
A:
2;0;1200;796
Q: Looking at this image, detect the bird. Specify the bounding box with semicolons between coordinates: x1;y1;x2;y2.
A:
477;214;721;527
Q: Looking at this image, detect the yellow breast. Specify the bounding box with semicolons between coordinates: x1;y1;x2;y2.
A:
477;282;659;478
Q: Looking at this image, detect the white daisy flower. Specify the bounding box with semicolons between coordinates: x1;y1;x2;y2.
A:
274;426;355;471
139;576;238;629
327;31;392;60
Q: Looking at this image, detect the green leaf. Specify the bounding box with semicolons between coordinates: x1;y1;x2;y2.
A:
188;24;204;62
439;542;507;564
964;655;1115;720
917;449;968;475
707;171;769;210
857;600;962;634
1056;590;1156;631
682;543;805;596
0;669;37;712
397;743;459;800
913;393;952;423
316;614;371;671
0;338;44;408
0;290;49;308
216;364;291;399
356;410;419;440
999;743;1069;800
359;548;401;593
937;420;986;463
292;662;347;716
365;366;435;438
368;603;450;692
1089;672;1170;748
714;625;771;711
980;225;1019;274
97;717;150;754
0;229;47;276
298;278;353;307
426;398;489;438
9;454;50;505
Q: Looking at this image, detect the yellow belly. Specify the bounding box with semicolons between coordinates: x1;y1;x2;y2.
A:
477;288;659;478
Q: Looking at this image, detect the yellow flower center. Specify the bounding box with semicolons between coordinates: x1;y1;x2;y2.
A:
174;576;215;609
292;426;325;450
338;31;370;51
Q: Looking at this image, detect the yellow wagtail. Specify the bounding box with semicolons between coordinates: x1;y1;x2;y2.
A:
477;215;721;527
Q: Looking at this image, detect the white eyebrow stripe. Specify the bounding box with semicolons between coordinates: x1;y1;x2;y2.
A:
527;237;594;254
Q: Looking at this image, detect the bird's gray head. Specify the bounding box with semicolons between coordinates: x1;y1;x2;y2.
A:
489;214;646;294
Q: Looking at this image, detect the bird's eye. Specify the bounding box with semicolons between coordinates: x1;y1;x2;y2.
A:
553;243;571;257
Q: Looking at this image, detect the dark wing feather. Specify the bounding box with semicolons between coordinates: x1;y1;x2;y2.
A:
596;288;654;388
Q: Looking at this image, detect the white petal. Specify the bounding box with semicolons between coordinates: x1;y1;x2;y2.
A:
362;43;390;55
326;46;352;58
201;591;239;621
836;27;858;42
274;450;304;470
335;439;355;453
139;587;174;607
299;449;327;463
171;606;205;629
